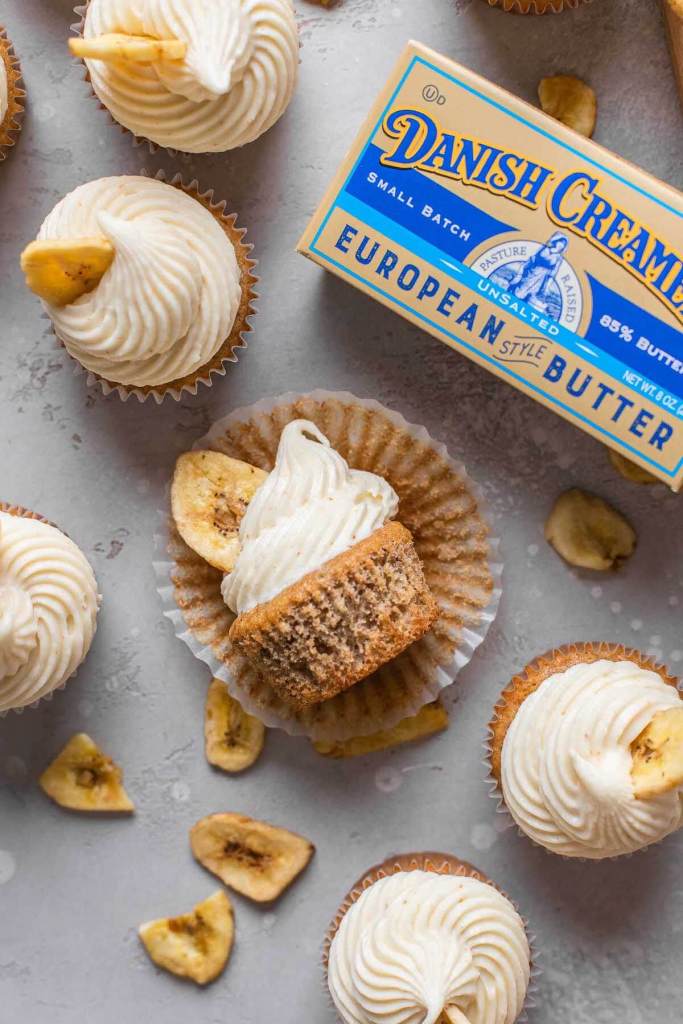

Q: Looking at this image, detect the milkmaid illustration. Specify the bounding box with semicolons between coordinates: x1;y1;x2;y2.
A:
491;231;569;322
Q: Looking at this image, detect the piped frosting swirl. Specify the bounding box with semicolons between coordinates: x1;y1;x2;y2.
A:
37;176;241;388
82;0;299;152
221;420;399;614
0;512;99;712
501;659;683;858
328;870;530;1024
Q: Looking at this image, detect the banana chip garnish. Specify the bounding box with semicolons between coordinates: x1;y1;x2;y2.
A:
205;678;265;773
190;813;314;902
171;451;267;572
544;488;636;571
39;733;134;813
607;448;659;485
631;706;683;799
70;34;186;63
538;75;597;138
312;701;449;758
21;238;115;307
139;890;234;986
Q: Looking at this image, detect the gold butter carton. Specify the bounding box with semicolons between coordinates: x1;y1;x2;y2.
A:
298;42;683;490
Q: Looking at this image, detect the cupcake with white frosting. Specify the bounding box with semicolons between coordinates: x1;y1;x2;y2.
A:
0;25;25;161
0;504;100;713
489;642;683;859
20;174;256;402
326;852;531;1024
71;0;299;153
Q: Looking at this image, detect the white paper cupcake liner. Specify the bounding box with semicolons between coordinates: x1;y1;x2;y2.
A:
48;168;258;404
154;391;502;741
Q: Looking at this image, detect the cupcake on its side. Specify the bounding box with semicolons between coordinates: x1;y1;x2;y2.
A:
20;175;256;401
0;26;25;160
71;0;299;154
0;504;99;713
326;853;531;1024
489;642;683;859
222;420;439;708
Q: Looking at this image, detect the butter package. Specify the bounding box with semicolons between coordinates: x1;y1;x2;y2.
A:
298;42;683;490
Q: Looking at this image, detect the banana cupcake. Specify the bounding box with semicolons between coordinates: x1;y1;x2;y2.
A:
71;0;299;153
0;25;24;160
489;642;683;859
20;174;256;402
0;504;99;713
222;420;439;708
326;852;531;1024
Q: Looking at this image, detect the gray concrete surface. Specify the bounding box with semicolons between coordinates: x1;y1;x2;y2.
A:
1;1;682;1022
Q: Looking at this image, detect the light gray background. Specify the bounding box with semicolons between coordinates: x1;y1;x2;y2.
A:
1;1;682;1022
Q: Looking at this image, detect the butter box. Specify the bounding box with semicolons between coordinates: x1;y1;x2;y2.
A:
298;42;683;490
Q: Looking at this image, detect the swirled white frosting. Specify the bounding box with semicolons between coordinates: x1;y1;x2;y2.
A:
328;870;530;1024
82;0;299;153
0;513;99;712
501;659;683;859
221;420;399;614
0;58;8;124
37;176;241;388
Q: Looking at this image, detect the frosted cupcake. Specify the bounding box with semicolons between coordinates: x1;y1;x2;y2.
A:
20;175;256;401
0;504;99;713
0;25;25;160
221;420;439;707
489;643;683;859
71;0;299;153
326;853;531;1024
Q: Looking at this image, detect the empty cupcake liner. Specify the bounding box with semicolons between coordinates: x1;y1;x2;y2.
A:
49;169;258;404
0;26;25;161
154;390;502;742
481;0;589;13
0;502;100;716
485;641;682;861
323;851;539;1024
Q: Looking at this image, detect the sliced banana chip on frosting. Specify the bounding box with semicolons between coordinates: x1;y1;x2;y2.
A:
312;701;449;758
190;813;314;902
544;488;636;571
39;733;134;813
21;238;115;307
139;890;234;986
607;448;659;485
631;707;683;799
205;678;265;773
538;74;597;138
171;451;267;572
69;34;187;64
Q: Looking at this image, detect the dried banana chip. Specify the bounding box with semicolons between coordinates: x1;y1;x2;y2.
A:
544;488;636;571
312;701;448;758
607;448;659;485
171;451;267;572
70;34;186;63
39;733;134;813
139;890;234;986
205;678;265;773
190;813;314;902
631;706;683;799
538;75;597;138
21;238;115;307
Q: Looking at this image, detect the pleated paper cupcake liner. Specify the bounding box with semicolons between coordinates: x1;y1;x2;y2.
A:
481;0;589;13
50;169;258;404
322;851;539;1024
485;641;682;861
155;390;502;742
0;502;99;716
0;26;25;161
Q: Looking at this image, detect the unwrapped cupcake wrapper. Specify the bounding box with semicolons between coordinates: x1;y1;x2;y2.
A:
323;851;539;1023
154;391;502;742
481;0;589;13
0;502;87;716
485;640;682;859
0;27;25;161
51;168;258;404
